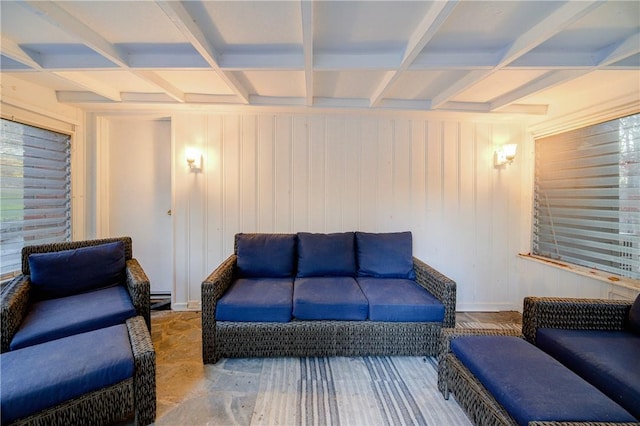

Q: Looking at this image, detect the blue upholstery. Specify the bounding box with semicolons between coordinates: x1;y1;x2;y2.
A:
297;232;356;277
1;324;134;424
355;232;415;279
357;278;444;322
10;285;137;350
216;278;293;322
293;277;368;320
451;336;636;426
28;241;125;300
536;328;640;419
236;233;296;278
629;293;640;334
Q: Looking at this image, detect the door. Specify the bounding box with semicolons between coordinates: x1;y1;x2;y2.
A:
107;118;173;295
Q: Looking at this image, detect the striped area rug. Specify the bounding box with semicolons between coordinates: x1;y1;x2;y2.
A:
250;356;471;426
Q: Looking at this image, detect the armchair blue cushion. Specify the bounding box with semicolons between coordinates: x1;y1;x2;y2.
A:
355;232;415;279
28;241;125;300
10;286;136;350
236;234;296;278
297;232;356;277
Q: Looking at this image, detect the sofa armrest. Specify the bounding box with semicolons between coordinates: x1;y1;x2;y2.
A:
1;275;31;353
126;316;156;426
438;327;523;398
522;296;632;344
413;257;456;328
201;254;237;363
125;259;151;331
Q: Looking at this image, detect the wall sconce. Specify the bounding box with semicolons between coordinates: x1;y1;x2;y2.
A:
185;148;202;171
494;144;517;167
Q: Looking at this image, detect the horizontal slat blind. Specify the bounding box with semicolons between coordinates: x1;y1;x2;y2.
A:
1;119;71;279
533;113;640;280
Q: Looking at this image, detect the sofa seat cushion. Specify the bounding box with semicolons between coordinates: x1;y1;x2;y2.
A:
451;336;636;426
536;328;640;419
235;233;297;278
10;285;137;350
28;241;126;300
355;232;415;279
1;324;134;424
216;278;294;322
357;278;444;322
293;277;368;320
296;232;356;277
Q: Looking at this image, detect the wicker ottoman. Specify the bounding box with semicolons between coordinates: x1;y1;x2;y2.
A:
1;316;155;426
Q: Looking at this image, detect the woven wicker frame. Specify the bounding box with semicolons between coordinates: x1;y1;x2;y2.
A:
522;296;633;345
1;237;151;352
7;316;155;426
201;237;457;364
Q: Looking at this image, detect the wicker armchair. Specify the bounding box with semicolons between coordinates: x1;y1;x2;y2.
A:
522;296;634;344
1;237;151;353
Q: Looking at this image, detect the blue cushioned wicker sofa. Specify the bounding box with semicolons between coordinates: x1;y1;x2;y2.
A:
438;295;640;426
201;231;456;364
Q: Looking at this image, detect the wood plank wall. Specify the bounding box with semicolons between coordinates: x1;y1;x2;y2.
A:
172;112;530;310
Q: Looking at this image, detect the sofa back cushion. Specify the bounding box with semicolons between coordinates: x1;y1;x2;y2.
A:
355;231;415;279
629;293;640;334
28;241;126;300
297;232;356;277
235;233;296;278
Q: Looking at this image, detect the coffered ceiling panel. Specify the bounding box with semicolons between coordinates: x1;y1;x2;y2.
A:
1;0;638;115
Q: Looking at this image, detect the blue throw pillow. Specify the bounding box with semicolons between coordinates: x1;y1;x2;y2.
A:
355;231;415;279
629;293;640;334
236;233;296;278
297;232;356;277
28;241;126;300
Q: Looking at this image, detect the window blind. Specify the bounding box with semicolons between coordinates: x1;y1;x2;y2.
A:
0;119;71;280
533;113;640;280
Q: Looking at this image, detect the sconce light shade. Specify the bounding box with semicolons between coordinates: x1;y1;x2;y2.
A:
186;148;203;171
494;144;517;167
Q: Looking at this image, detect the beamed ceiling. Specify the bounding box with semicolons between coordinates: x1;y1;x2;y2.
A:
1;0;639;115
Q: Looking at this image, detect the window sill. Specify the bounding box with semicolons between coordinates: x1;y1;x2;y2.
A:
518;253;640;292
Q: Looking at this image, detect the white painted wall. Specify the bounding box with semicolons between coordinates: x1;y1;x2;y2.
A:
172;112;532;310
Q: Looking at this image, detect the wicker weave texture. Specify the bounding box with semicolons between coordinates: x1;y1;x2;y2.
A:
1;276;30;353
201;241;457;364
7;316;155;426
522;297;632;344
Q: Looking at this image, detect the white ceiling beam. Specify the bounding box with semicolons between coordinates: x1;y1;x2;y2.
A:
220;52;303;70
491;31;640;111
430;0;604;109
0;36;43;69
410;51;499;70
301;0;314;106
20;0;129;68
53;71;122;101
314;52;398;70
19;1;189;103
156;0;250;104
369;0;459;107
133;70;185;103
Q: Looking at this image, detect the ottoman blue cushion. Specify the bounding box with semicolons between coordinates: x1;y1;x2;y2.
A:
10;285;137;350
216;278;294;322
236;233;296;278
28;241;125;300
536;328;640;419
297;232;356;277
451;336;636;426
355;232;415;279
357;278;444;322
293;277;368;320
1;324;134;424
